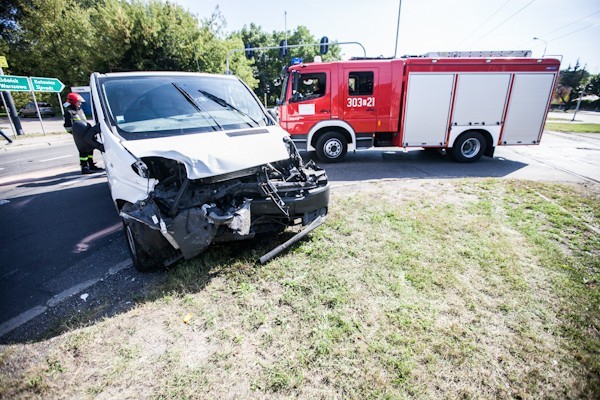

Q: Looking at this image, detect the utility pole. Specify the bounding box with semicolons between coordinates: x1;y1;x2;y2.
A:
571;89;584;122
394;0;402;58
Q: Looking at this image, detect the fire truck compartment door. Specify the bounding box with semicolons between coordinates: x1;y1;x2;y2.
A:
451;74;510;126
402;73;454;147
501;73;555;145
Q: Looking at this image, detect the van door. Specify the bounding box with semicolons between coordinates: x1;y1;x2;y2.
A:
343;69;378;133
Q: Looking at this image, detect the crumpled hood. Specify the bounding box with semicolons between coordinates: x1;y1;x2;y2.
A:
121;125;291;179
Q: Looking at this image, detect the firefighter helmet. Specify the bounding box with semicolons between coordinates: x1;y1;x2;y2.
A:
67;92;85;105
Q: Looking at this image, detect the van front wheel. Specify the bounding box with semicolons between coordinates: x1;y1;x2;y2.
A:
315;132;347;163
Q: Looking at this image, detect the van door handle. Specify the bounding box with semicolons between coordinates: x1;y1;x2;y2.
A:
319;109;330;113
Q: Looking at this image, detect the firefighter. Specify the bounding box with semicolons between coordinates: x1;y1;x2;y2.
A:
63;92;104;174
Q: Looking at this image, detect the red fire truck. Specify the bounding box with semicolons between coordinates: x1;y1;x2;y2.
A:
276;52;560;162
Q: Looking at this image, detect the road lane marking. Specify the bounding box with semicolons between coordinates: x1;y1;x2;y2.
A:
0;199;9;206
0;259;131;339
0;306;47;338
39;155;72;162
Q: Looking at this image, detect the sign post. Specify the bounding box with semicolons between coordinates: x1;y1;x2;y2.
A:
0;74;65;136
30;76;66;121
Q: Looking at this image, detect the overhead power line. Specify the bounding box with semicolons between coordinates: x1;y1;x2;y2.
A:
518;9;600;47
457;0;512;47
542;9;600;39
546;21;600;42
467;0;537;48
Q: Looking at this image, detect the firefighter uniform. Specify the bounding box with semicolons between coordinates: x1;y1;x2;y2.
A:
64;100;104;174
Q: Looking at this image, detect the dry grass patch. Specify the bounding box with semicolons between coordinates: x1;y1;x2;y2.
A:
0;179;598;399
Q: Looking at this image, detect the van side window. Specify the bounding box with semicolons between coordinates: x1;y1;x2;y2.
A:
348;72;374;96
292;73;326;102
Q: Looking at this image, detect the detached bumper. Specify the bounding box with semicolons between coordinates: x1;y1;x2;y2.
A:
250;183;330;222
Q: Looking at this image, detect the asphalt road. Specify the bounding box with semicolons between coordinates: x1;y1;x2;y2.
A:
0;141;129;333
0;127;599;340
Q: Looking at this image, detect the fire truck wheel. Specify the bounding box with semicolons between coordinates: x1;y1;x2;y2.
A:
316;132;347;163
451;131;485;163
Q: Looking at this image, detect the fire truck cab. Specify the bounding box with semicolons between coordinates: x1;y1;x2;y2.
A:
277;53;560;163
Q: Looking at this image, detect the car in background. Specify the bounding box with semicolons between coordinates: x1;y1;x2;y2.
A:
18;102;56;117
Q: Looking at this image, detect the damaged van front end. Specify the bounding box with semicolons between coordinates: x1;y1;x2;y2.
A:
90;71;329;271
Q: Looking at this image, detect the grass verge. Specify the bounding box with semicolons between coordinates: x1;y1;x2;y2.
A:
0;179;598;399
545;122;600;133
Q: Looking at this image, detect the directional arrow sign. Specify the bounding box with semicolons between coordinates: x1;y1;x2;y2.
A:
30;77;65;93
0;75;31;91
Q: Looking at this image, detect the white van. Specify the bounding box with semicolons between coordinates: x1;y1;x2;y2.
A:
89;71;330;271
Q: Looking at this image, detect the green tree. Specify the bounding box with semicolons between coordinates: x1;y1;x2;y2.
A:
9;0;97;87
89;0;132;72
587;74;600;97
233;24;341;106
119;0;200;71
555;60;590;110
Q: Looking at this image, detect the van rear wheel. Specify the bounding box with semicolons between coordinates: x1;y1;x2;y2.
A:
315;131;347;163
451;131;485;163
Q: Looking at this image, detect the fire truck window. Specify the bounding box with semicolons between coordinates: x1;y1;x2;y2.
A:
348;72;374;96
292;73;326;102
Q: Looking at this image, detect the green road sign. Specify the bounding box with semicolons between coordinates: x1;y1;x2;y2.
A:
30;77;65;93
0;75;31;91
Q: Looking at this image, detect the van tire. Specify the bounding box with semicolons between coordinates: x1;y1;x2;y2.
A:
315;131;347;163
451;131;485;163
122;213;180;272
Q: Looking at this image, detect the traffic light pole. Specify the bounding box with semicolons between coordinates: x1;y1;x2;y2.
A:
225;41;366;74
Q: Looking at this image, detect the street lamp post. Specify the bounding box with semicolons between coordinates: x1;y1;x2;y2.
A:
571;89;585;122
533;37;547;57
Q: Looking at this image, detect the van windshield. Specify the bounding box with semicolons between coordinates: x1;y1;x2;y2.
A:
99;75;271;139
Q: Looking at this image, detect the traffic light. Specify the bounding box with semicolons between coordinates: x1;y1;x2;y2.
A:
320;36;329;55
279;40;288;57
244;43;254;59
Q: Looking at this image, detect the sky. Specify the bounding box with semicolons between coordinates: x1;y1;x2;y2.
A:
172;0;600;74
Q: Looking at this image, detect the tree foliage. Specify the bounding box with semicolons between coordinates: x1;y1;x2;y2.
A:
3;0;305;106
555;60;591;110
232;24;342;105
1;0;340;110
